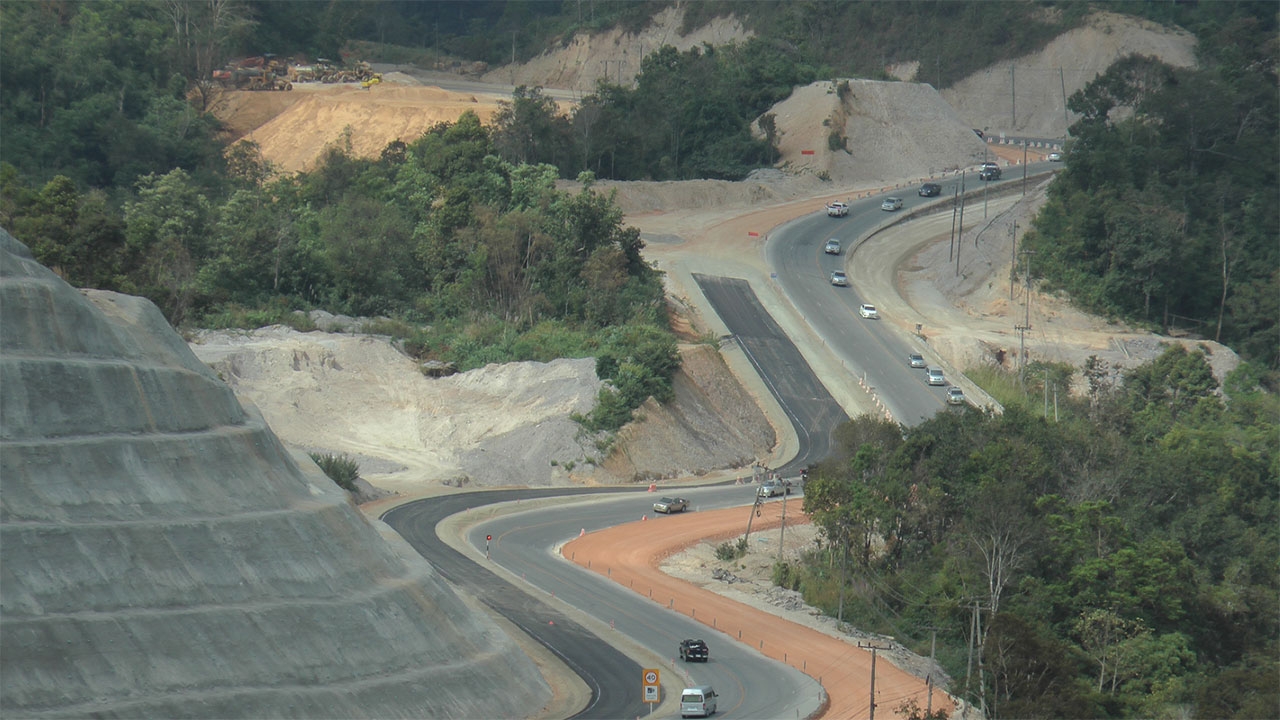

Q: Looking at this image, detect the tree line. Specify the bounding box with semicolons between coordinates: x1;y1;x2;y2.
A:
1022;9;1278;369
797;346;1277;719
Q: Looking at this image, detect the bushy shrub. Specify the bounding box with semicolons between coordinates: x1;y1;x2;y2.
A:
772;561;802;591
715;538;747;561
309;452;360;492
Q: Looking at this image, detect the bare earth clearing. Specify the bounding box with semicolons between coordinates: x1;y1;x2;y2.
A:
192;9;1233;718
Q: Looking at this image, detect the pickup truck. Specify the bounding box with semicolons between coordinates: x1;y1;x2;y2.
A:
679;639;709;662
826;201;849;217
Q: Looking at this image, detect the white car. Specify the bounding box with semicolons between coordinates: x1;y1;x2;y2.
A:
858;303;878;319
824;238;841;255
880;197;903;211
830;271;849;287
1047;151;1063;162
757;482;789;497
926;367;946;386
826;201;849;217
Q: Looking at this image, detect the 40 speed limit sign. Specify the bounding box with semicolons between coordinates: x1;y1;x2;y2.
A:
642;668;660;704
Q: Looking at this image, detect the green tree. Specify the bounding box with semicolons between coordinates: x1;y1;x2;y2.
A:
123;169;214;324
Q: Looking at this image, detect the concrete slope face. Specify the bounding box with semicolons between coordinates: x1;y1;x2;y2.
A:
0;230;550;718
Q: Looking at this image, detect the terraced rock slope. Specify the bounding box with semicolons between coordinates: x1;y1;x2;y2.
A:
0;230;550;718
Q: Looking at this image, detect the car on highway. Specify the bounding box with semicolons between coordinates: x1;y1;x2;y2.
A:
908;352;926;368
653;496;688;514
679;639;709;662
947;386;966;405
979;166;1001;181
858;303;879;319
926;367;946;386
758;481;789;497
826;201;849;217
1047;151;1063;162
824;238;841;255
880;196;904;211
918;182;941;197
830;270;848;287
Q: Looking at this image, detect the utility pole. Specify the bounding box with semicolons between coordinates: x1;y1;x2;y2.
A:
924;626;941;716
858;643;889;720
956;172;966;277
1010;64;1016;129
949;186;959;262
1022;140;1028;195
837;527;848;623
1016;250;1035;383
742;494;764;546
777;488;787;565
1060;67;1069;131
1009;222;1017;303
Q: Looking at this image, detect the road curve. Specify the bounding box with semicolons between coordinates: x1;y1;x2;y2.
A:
382;488;646;720
563;502;956;720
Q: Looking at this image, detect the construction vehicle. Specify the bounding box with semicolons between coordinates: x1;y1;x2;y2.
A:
214;55;292;91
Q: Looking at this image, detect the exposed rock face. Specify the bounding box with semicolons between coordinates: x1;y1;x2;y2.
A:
0;230;550;718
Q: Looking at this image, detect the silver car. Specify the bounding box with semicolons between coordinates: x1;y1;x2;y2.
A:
926;367;946;386
880;197;903;211
908;353;926;368
653;497;688;514
830;271;849;287
947;387;966;405
824;238;841;255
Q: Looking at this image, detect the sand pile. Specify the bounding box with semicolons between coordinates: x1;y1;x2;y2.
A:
189;327;604;492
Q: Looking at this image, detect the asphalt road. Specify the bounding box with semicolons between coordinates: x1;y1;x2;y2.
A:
382;486;820;719
693;275;848;476
381;164;1057;719
473;488;821;719
765;165;1056;425
382;488;644;720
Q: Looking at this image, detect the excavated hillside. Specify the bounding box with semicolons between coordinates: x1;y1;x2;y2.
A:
0;230;551;718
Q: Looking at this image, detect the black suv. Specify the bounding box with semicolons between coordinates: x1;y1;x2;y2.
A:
979;166;1001;181
918;182;941;197
679;639;709;662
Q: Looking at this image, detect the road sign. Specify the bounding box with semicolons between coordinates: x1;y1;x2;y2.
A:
642;668;660;704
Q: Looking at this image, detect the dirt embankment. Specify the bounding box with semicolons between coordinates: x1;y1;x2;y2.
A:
196;6;1219;495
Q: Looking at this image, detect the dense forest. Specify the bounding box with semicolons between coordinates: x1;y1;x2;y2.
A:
1023;13;1279;368
798;346;1277;719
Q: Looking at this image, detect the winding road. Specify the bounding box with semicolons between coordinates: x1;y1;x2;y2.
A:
381;167;1054;718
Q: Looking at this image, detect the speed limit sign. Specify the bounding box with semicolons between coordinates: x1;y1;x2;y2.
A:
642;668;660;704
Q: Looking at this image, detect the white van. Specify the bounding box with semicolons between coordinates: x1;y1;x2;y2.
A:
680;685;717;718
